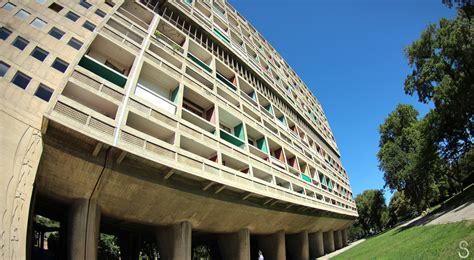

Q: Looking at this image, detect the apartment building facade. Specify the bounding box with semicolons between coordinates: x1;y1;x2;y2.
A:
0;0;357;259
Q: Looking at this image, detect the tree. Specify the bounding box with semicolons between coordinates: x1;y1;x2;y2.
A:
353;189;387;236
388;191;417;226
404;9;473;186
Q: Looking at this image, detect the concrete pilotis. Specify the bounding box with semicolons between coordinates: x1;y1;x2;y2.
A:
67;199;101;260
286;230;309;260
342;229;349;247
323;230;335;253
256;230;286;260
334;230;343;250
308;231;324;258
218;228;251;260
156;221;192;260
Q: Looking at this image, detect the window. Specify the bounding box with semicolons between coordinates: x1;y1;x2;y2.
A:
35;84;53;101
12;36;29;50
51;58;68;72
67;37;83;50
15;9;31;20
0;61;10;77
95;9;106;18
0;27;12;40
31;47;49;61
48;27;65;40
11;71;31;89
65;11;80;22
30;17;47;29
2;2;16;11
79;0;92;9
82;21;96;31
48;2;63;12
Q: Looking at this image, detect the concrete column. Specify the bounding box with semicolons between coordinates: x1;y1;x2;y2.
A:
308;231;324;258
334;230;343;250
323;230;335;254
342;229;349;247
285;231;309;260
218;228;250;260
156;221;192;260
68;199;101;260
256;230;286;260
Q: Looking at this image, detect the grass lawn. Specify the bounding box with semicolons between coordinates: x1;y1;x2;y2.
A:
333;220;474;260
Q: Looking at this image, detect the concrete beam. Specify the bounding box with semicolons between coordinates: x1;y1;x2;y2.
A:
323;230;335;254
92;142;103;157
334;230;343;250
156;221;192;260
342;229;348;247
163;169;175;180
308;231;324;258
256;230;286;260
68;199;101;260
215;185;226;194
202;181;214;191
218;228;251;260
116;150;127;164
285;231;309;260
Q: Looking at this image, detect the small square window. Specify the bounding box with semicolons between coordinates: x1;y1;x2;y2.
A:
48;2;63;12
67;37;83;50
0;27;12;40
0;61;10;77
30;17;47;30
79;0;92;9
48;27;65;40
12;36;29;50
2;2;16;11
82;21;96;31
15;9;31;20
95;9;106;18
11;71;31;89
31;47;49;62
65;11;80;22
51;58;68;73
35;84;53;102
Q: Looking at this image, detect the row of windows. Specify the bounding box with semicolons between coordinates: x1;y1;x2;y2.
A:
0;61;53;102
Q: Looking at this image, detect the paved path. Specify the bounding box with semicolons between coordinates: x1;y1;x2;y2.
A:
316;239;366;260
427;201;474;225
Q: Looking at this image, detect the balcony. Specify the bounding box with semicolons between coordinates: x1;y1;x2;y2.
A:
155;20;186;53
246;125;268;159
216;61;237;92
134;62;179;115
187;40;213;73
219;108;245;149
182;86;216;133
268;138;286;169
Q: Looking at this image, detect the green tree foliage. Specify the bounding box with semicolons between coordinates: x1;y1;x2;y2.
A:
404;9;473;169
388;191;417;226
353;190;387;237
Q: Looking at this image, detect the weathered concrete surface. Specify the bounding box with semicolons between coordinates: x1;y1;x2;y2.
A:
285;231;309;260
309;231;324;258
323;231;335;254
68;199;101;260
156;221;192;260
334;230;342;250
342;229;348;247
255;231;286;260
218;229;250;260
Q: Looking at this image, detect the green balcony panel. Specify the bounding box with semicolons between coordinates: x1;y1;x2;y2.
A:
220;130;245;148
301;174;312;183
187;53;212;73
79;55;127;88
256;137;268;153
320;175;328;187
213;28;230;44
171;86;179;103
234;123;245;140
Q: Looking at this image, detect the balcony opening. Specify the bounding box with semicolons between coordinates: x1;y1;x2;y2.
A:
180;135;217;163
212;2;226;20
287;119;299;138
106;18;144;44
246;125;268;159
126;112;175;144
263;119;277;135
306;189;315;199
293;184;305;195
194;1;211;19
274;109;287;129
119;1;153;29
252;167;273;184
267;138;285;169
182;86;216;133
275;177;291;190
219;108;245;149
257;93;273;118
299;161;312;183
238;77;258;107
79;35;134;88
148;40;183;69
285;150;300;176
62;81;118;119
187;40;213;73
242;105;261;123
222;153;248;174
185;66;213;90
228;14;239;28
216;61;237;92
156;20;186;52
134;62;179;115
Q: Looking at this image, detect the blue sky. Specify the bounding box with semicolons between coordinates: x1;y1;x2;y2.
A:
228;0;456;202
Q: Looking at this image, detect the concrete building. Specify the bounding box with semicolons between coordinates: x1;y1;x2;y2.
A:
0;0;357;259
